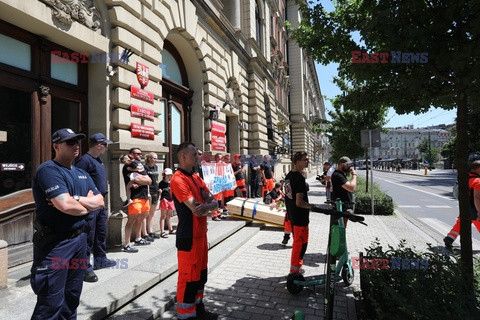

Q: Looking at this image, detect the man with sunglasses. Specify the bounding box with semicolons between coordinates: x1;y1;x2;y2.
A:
121;147;152;252
75;133;117;282
331;156;357;220
30;128;105;319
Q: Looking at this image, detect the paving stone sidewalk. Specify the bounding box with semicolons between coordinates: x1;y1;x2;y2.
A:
161;177;443;319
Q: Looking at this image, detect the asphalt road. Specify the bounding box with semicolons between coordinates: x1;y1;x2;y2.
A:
358;169;480;243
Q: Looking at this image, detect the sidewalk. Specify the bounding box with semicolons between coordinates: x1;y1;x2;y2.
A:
160;177;446;319
0;177;449;320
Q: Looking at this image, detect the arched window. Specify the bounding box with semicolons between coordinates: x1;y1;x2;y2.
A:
255;1;263;49
160;40;193;167
160;48;186;86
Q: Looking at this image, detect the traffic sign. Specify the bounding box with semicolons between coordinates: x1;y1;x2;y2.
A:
361;129;381;148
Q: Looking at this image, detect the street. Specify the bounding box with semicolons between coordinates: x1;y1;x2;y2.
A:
359;169;480;244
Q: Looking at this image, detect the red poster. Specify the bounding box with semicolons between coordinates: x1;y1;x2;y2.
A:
211;121;226;151
130;104;155;121
131;123;155;140
130;85;154;104
136;62;149;87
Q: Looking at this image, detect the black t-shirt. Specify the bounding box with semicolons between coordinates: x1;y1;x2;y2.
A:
284;171;309;226
144;163;159;195
122;163;149;199
331;170;355;207
232;162;244;180
250;162;260;180
261;164;273;179
158;180;172;200
265;188;281;202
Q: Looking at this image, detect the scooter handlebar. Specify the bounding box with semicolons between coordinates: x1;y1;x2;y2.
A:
311;205;366;224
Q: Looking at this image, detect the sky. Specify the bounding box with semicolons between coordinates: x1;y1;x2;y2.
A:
313;1;456;129
315;62;457;129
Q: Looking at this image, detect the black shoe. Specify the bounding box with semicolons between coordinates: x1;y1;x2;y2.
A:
135;238;151;245
84;271;98;282
143;235;155;242
196;303;218;320
444;236;454;249
94;258;117;270
123;244;139;253
282;234;290;245
149;232;161;239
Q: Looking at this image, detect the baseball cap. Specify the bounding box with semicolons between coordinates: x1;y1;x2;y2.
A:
89;133;113;144
338;156;353;165
52;128;86;143
164;168;173;175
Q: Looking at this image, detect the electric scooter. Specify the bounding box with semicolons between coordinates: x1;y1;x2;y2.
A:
286;200;366;320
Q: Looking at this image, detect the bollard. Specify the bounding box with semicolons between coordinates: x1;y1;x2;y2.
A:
0;240;8;289
424;165;428;176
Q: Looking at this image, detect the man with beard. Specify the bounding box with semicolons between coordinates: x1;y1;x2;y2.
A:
331;156;357;218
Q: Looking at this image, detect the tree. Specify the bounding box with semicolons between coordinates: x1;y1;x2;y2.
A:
441;127;457;167
324;103;387;161
289;0;480;302
418;137;440;167
442;108;480;168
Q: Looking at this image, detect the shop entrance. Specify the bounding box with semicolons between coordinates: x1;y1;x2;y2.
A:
0;20;88;266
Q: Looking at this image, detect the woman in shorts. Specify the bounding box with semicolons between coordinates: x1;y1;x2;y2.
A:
158;168;175;238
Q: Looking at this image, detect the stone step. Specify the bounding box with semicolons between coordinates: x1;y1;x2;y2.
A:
105;224;262;320
74;219;252;320
0;218;252;320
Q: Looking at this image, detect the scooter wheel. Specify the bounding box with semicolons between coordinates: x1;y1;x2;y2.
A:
341;264;354;287
286;273;305;295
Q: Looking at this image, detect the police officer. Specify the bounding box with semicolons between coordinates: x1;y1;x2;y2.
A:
30;128;104;319
75;133;116;283
171;142;218;320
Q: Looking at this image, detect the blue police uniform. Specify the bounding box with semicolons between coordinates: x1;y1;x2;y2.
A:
75;153;109;271
30;160;99;320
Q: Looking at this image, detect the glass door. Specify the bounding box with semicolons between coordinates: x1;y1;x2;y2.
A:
0;86;32;196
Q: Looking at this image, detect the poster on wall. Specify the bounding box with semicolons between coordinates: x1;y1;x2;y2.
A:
201;162;236;195
211;121;226;152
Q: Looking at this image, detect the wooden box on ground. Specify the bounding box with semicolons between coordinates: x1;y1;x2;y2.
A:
227;197;285;227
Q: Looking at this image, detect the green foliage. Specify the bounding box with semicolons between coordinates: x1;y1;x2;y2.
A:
289;0;480;295
290;0;480;113
355;176;394;215
327;104;388;161
360;239;480;319
442;108;480;167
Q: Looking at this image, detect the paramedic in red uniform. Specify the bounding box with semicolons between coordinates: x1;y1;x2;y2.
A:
171;142;219;320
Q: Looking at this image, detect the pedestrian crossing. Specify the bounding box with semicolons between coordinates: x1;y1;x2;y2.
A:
398;205;453;209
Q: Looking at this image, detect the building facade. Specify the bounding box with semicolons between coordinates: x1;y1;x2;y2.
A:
375;125;452;162
0;0;326;266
